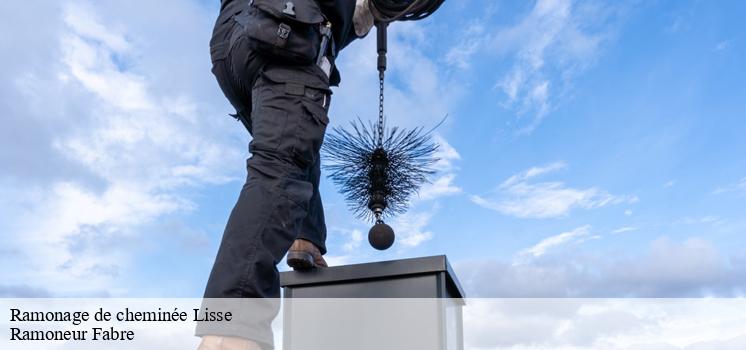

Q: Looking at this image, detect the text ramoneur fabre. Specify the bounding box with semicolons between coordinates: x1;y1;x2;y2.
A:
8;307;231;341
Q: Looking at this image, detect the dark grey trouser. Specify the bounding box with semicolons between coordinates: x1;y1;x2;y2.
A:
196;11;332;349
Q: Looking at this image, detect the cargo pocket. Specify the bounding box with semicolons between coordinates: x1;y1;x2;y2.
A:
289;96;329;167
249;73;292;154
253;66;331;167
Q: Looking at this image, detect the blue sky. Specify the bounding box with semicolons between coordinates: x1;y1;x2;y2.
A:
1;0;745;298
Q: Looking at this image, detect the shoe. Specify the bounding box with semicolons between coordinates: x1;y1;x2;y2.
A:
197;335;262;350
287;239;328;270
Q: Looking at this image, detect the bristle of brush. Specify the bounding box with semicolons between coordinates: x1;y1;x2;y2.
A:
322;118;440;222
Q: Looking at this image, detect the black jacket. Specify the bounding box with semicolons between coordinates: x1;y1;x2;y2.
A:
212;0;359;58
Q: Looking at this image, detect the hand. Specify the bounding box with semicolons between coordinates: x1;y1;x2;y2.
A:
353;0;375;37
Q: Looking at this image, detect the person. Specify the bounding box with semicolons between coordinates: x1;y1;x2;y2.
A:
196;1;374;349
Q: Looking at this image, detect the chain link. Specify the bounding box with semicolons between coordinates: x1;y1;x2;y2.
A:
377;72;385;147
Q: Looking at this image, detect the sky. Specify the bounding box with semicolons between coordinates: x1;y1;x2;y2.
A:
1;0;745;298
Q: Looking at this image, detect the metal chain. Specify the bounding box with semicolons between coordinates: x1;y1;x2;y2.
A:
377;72;385;147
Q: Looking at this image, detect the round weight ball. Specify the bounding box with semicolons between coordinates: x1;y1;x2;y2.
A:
368;223;395;250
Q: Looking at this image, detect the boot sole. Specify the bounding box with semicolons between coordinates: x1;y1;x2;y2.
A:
287;251;316;270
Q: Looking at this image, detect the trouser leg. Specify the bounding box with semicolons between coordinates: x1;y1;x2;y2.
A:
297;155;327;255
198;61;330;348
202;150;309;298
197;154;308;349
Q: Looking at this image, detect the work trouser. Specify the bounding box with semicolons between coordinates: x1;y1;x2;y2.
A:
196;11;332;349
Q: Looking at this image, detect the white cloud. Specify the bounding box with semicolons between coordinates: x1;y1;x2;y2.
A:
612;226;638;234
390;210;435;248
502;161;567;187
494;0;611;132
418;136;462;201
462;299;746;350
0;285;53;298
63;3;130;52
0;1;242;296
521;225;592;258
320;227;368;266
418;174;461;201
444;21;486;69
714;177;746;196
716;39;731;51
342;229;364;253
446;0;623;132
678;215;726;226
322;255;354;267
431;135;461;172
457;237;746;298
471;162;636;219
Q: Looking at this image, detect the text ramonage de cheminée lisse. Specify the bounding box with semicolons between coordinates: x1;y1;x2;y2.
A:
10;307;231;324
9;307;231;341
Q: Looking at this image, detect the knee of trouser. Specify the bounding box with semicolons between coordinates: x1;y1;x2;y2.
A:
246;150;307;182
245;153;315;208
